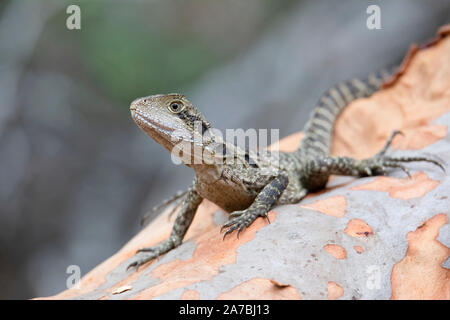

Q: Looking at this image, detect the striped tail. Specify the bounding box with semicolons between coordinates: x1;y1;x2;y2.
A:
297;67;396;157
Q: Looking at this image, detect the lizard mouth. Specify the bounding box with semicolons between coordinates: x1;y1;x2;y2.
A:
131;109;176;135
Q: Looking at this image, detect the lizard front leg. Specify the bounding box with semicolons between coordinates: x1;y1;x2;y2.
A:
222;172;289;238
128;183;203;270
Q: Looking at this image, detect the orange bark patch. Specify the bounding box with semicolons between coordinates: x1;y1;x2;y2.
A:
353;246;364;254
391;125;447;150
180;289;200;300
352;172;440;200
327;281;344;300
323;244;347;260
391;213;450;300
216;278;301;300
300;195;346;218
331;35;450;159
344;219;374;238
132;211;277;300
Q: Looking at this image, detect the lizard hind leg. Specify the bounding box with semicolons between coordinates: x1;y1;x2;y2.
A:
140;190;187;226
312;130;445;180
357;130;445;177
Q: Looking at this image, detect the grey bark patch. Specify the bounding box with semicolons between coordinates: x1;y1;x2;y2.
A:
213;210;229;226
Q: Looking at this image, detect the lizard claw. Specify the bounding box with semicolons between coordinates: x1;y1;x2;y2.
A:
376;130;404;157
126;252;158;271
126;260;140;272
221;207;269;240
127;238;177;271
264;213;271;224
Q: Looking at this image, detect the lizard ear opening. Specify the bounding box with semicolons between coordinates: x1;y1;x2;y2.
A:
168;101;185;114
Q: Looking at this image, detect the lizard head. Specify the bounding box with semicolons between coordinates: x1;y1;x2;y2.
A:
130;93;213;162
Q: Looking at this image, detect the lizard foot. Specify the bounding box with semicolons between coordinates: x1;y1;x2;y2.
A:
221;206;270;239
127;238;176;271
357;130;445;177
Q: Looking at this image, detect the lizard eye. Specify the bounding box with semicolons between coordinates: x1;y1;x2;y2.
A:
168;101;184;113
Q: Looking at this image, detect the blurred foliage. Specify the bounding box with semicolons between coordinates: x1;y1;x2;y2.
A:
78;4;217;105
42;0;296;110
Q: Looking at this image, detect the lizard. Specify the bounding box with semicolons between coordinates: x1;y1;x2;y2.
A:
127;67;444;270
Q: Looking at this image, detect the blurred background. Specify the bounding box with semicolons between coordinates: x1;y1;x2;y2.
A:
0;0;449;299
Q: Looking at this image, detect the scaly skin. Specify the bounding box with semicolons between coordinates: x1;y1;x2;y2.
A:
127;68;444;270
